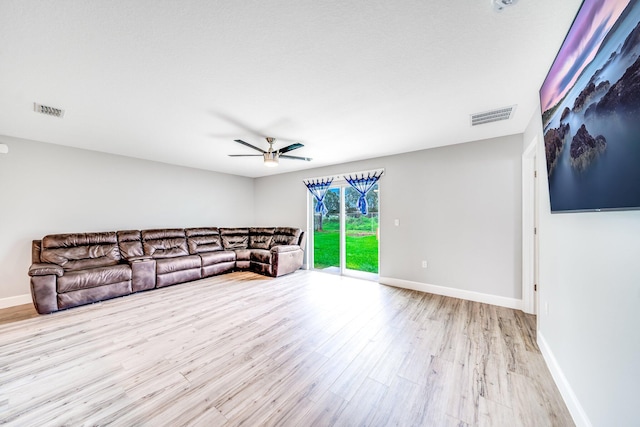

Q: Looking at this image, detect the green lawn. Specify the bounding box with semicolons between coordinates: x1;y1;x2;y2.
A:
313;224;379;274
346;234;378;273
313;231;339;269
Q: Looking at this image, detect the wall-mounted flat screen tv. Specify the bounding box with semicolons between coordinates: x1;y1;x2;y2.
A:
540;0;640;212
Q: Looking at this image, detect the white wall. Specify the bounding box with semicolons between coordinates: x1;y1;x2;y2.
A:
0;135;255;302
524;111;640;426
255;135;523;302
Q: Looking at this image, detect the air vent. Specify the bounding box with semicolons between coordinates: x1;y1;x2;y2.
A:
471;105;516;126
493;0;519;12
34;103;65;118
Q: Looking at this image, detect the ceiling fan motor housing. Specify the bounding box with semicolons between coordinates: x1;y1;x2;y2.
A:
230;137;309;166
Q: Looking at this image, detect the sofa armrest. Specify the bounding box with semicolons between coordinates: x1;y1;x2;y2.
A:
271;245;300;254
30;275;59;314
130;258;156;292
270;245;304;277
28;263;64;277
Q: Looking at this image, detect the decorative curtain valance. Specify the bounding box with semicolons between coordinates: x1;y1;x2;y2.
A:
344;171;383;215
303;178;334;216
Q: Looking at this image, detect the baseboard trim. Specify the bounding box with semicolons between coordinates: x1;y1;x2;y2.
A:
378;277;522;310
537;332;592;427
0;294;32;309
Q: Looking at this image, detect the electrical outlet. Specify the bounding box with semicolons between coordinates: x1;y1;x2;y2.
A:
544;302;549;315
394;219;400;226
421;260;427;268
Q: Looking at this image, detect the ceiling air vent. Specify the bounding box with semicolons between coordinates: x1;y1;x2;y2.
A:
471;105;516;126
34;103;65;118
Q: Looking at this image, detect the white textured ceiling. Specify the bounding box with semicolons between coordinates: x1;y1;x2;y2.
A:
0;0;582;178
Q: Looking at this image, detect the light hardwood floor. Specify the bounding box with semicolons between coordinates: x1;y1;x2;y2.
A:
0;271;573;426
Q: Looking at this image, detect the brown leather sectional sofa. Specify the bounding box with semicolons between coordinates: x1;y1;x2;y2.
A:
28;227;305;314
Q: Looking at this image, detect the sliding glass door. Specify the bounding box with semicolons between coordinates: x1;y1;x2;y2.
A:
345;184;378;274
312;187;340;273
311;183;379;279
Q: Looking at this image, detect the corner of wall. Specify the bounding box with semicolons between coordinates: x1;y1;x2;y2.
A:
537;332;592;427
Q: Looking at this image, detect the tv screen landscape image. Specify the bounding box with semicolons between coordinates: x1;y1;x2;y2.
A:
540;0;640;212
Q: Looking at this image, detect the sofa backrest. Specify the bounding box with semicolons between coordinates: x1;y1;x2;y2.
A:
249;227;275;249
117;230;144;260
298;231;307;251
219;228;249;250
40;232;121;271
272;227;303;247
32;240;42;264
141;229;189;259
185;227;223;254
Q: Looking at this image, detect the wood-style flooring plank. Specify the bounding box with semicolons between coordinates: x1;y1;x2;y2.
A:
0;270;574;426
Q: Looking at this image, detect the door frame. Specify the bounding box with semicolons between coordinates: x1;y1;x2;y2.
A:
522;137;539;315
307;180;380;280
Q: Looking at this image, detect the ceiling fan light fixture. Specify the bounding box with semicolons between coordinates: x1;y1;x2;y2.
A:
263;152;279;167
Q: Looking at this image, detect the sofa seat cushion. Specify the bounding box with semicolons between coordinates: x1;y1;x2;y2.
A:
250;249;271;264
200;251;235;266
156;255;201;275
57;264;131;293
234;249;251;261
58;281;132;310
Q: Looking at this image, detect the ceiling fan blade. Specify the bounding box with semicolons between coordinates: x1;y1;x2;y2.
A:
228;154;263;157
280;154;312;161
278;143;304;154
234;139;265;153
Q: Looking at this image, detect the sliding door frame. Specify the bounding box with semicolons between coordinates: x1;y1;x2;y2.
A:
307;179;380;280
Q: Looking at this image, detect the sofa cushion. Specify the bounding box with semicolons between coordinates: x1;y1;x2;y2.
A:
200;251;236;266
29;263;64;277
272;227;302;246
32;240;42;264
41;232;121;271
250;249;271;264
271;245;300;253
57;264;131;293
234;249;251;261
58;281;132;310
249;227;275;249
156;255;201;275
186;228;223;253
142;229;189;259
117;230;144;260
220;228;249;250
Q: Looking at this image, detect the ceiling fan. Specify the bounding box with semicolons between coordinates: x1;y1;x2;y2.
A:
229;137;311;167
